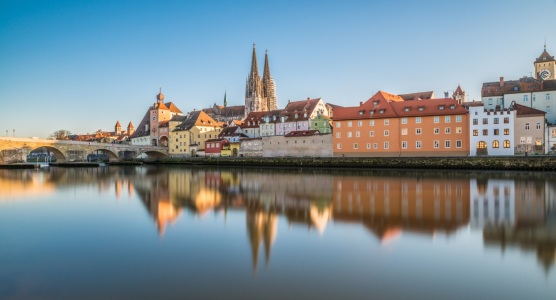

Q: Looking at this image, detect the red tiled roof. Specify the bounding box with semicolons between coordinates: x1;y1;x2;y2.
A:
511;103;547;117
285;130;320;137
283;98;322;115
390;98;468;117
165;102;183;114
536;49;555;63
398;91;434;101
482;77;543;97
332;91;402;121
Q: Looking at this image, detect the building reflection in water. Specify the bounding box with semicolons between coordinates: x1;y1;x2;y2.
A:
473;176;556;272
10;167;553;271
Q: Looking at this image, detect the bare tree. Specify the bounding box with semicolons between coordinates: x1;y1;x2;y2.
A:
48;129;72;140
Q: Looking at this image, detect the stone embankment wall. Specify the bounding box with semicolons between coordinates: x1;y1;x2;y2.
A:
239;138;262;157
262;134;332;157
157;156;556;171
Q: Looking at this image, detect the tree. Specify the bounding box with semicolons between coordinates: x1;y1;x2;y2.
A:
48;129;72;140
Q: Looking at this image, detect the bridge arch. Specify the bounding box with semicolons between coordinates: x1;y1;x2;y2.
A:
27;146;67;162
140;150;168;160
88;148;119;162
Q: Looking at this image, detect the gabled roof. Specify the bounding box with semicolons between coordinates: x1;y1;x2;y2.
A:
398;91;434;101
332;91;402;121
283;98;322;115
482;77;542;97
241;111;267;128
165;102;183;114
536;49;555;63
390;98;468;117
174;111;220;132
454;85;464;95
130;111;150;138
511;103;547;117
170;115;186;122
115;121;121;127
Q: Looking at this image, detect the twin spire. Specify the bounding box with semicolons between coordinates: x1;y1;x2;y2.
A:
245;44;277;114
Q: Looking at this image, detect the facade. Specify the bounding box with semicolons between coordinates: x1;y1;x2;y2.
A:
239;138;262;157
333;91;469;157
452;85;466;105
245;44;277;116
204;138;228;157
546;124;556;153
262;131;333;157
481;46;556;125
130;90;183;146
512;103;546;154
169;111;223;156
309;113;331;134
465;102;515;156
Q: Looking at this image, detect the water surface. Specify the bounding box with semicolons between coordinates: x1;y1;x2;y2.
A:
1;166;555;299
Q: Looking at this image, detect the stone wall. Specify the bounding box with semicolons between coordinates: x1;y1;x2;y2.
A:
262;134;332;157
240;138;262;157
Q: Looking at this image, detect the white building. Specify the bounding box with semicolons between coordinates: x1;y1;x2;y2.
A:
465;102;515;156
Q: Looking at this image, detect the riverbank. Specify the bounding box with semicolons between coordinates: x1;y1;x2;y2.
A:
155;156;556;171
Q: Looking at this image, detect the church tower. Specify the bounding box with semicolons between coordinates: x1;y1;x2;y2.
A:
262;50;277;111
245;44;263;116
534;43;555;81
115;121;122;134
452;85;466;105
245;44;277;116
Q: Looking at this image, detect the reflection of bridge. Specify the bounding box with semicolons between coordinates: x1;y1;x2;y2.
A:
0;136;168;163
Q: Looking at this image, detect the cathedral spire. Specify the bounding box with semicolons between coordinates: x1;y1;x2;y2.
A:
262;49;271;81
224;89;227;107
250;43;259;78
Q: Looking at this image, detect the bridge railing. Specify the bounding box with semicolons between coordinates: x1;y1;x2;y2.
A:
0;137;167;151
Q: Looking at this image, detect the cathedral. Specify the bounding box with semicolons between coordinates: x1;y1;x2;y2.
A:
245;44;277;116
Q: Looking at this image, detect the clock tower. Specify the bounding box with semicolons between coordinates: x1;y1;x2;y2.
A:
534;44;555;81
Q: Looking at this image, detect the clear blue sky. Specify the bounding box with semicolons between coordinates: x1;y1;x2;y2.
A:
1;0;555;138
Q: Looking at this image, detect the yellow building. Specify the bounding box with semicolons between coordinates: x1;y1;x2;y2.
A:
169;110;223;156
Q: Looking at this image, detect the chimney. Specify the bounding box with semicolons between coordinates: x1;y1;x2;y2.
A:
500;77;504;87
444;91;449;98
307;97;310;101
360;101;363;106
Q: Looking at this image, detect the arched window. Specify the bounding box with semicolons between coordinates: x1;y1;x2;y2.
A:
477;141;487;149
492;140;499;148
503;140;511;148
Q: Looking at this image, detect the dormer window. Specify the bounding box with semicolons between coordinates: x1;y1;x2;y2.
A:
404;107;410;112
418;107;424;111
379;109;385;114
449;105;455;109
359;111;364;115
439;106;445;110
370;110;374;115
373;101;378;106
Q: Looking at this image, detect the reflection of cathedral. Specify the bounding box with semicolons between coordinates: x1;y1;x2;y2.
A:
246;209;277;272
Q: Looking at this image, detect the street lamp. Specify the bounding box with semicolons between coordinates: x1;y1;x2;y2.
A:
12;129;15;137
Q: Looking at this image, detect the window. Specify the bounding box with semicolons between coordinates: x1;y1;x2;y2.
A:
348;121;352;127
477;141;487;149
504;140;510;148
337;144;342;149
536;122;541;130
494;118;499;124
456;127;462;134
473;119;478;125
492;140;499;148
366;143;371;149
347;132;352;138
370;120;375;126
416;128;422;135
434;140;440;148
384;141;389;149
520;137;526;144
336;132;341;138
488;98;493;105
525;123;530;130
370;131;374;137
358;121;363;127
456;115;462;122
456;140;462;148
547;106;551;113
494;129;499;135
401;128;407;135
373;143;378;149
445;140;451;148
353;143;358;149
524;95;529;102
439;106;445;110
384;130;389;136
434;128;440;134
552;128;556;138
416;117;422;123
445;127;451;134
473;130;478;136
434;116;439;123
504;117;509;124
384;119;389;125
402;141;407;149
483;129;488;136
402;118;407;124
547;94;551;101
483;118;488;124
504;128;510;135
445;116;451;123
336;122;341;128
416;141;422;149
356;131;360;137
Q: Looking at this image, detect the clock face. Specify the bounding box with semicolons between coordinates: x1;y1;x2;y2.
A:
540;69;552;80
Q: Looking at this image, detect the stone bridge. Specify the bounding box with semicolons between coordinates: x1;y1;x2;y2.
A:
0;137;168;163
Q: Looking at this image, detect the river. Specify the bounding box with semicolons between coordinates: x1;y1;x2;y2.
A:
0;166;555;299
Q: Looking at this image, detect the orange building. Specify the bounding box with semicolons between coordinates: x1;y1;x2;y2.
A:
333;91;469;157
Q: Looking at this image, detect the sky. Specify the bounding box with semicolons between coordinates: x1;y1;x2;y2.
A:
1;0;556;138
